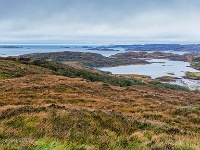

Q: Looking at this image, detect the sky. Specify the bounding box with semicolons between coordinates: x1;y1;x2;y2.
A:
0;0;200;44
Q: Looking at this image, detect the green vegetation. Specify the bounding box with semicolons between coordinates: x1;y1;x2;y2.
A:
35;60;137;86
185;72;200;80
193;57;200;62
0;57;52;79
149;81;190;92
0;105;199;150
191;56;200;70
0;56;200;149
4;57;143;87
20;51;148;67
18;57;194;91
0;57;194;91
112;51;190;62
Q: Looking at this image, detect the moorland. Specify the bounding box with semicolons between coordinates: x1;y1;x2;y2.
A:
0;54;199;149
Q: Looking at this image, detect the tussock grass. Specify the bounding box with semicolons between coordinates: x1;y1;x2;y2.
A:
0;105;199;149
0;59;53;80
0;58;199;149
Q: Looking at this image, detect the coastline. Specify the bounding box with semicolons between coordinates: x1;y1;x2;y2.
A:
169;79;200;91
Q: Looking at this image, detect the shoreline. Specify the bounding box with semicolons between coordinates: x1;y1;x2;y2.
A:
169;79;200;91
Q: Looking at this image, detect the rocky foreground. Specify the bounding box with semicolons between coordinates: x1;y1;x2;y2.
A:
176;79;200;91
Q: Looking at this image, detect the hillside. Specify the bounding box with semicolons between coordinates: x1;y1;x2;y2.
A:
111;51;193;62
20;51;148;67
0;57;53;79
191;55;200;70
0;58;199;149
111;44;200;53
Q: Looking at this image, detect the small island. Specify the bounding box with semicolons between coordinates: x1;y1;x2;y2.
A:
20;51;149;68
88;48;119;51
167;72;175;75
60;46;70;48
155;76;176;82
1;46;22;48
185;71;200;80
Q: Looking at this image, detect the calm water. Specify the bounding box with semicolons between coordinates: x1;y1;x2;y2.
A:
99;59;199;79
99;59;200;90
0;44;124;57
0;44;187;57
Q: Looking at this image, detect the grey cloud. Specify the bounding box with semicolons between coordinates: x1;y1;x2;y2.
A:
0;0;200;43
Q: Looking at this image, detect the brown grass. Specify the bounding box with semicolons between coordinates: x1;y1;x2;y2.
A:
0;72;199;149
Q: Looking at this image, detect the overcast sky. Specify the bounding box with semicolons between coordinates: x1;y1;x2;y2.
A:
0;0;200;44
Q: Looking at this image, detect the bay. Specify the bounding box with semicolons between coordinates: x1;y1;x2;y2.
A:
99;59;198;79
98;59;200;90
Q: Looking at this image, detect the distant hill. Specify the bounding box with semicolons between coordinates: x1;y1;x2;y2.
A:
106;44;200;53
20;51;148;67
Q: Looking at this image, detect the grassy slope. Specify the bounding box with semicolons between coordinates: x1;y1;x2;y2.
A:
0;74;199;149
0;58;199;149
0;58;53;79
18;58;192;91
